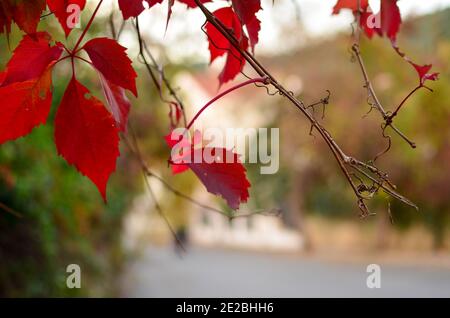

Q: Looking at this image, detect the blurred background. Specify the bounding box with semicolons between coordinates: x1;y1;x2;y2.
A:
0;0;449;297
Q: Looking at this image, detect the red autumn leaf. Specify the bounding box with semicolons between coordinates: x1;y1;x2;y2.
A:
118;0;145;19
46;0;87;37
118;0;210;20
167;143;190;174
164;132;183;149
117;0;211;26
332;0;368;14
219;39;248;85
12;0;46;35
118;0;162;19
412;64;439;85
1;32;63;86
391;43;439;86
333;0;436;86
359;8;380;39
231;0;262;51
188;148;250;210
379;1;438;86
333;0;401;41
165;129;201;174
165;130;250;210
380;0;401;41
170;160;190;174
206;7;248;85
98;72;131;132
82;37;138;96
54;78;120;200
0;64;54;145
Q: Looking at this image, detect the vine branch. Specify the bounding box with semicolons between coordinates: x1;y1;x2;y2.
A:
193;0;418;216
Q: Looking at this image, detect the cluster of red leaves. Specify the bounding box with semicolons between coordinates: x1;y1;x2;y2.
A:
332;0;439;86
0;0;47;35
119;0;211;22
0;1;438;210
165;130;250;210
0;1;136;201
0;33;63;145
118;0;262;86
0;0;253;209
205;1;262;86
117;0;258;209
0;0;86;37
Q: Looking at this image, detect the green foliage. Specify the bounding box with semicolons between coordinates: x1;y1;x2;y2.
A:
0;20;140;297
0;119;136;296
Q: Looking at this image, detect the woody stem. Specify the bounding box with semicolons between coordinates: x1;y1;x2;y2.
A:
186;77;267;130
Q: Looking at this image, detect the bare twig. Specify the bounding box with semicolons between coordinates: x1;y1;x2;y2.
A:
0;201;23;218
388;85;422;122
351;44;416;149
135;17;188;127
352;1;417;149
122;130;280;221
193;0;417;217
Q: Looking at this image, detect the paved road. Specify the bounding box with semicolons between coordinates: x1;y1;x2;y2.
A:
121;246;450;297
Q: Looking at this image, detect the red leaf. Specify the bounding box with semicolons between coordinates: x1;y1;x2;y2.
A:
188;148;250;210
12;0;46;35
165;130;251;210
412;64;439;85
1;32;63;86
82;37;138;96
231;0;261;51
165;129;201;174
206;7;248;85
0;64;54;145
332;0;368;14
380;0;401;41
334;1;437;84
164;132;182;149
0;0;46;36
46;0;87;37
245;15;261;52
119;0;146;19
118;0;166;19
54;78;120;200
359;8;380;39
98;72;131;132
391;42;439;86
117;0;210;24
220;39;248;85
333;0;401;41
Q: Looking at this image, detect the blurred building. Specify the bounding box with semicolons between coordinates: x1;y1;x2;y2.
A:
189;209;304;252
